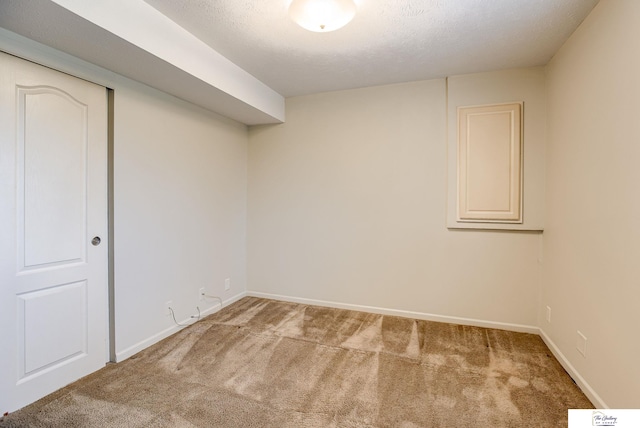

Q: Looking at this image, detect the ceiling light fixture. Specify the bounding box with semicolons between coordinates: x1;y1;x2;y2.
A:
288;0;357;33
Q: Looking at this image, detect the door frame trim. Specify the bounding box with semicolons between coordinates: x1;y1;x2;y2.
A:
107;88;115;362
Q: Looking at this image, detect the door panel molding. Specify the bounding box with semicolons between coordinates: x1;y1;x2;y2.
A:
17;85;89;271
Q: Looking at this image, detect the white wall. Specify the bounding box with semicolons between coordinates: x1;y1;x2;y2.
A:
542;0;640;408
248;78;541;328
113;82;248;360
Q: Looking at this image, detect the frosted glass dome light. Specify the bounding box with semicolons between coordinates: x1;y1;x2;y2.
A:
289;0;357;33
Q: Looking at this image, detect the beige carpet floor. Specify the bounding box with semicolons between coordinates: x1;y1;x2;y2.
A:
0;297;592;427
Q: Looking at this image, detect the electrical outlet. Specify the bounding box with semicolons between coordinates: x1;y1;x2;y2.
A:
546;306;551;323
165;300;173;316
576;331;587;357
199;287;205;301
225;278;230;291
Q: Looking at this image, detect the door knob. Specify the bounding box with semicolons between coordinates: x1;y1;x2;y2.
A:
91;236;101;246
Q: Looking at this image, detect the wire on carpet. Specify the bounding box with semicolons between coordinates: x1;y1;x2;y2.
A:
168;306;201;327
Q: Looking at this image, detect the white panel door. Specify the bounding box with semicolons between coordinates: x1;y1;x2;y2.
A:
0;52;108;413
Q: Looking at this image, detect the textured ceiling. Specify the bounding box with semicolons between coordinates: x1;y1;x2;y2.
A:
144;0;599;97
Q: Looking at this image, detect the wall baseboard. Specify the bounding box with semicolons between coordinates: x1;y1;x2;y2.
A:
114;290;604;409
247;291;539;334
114;291;247;362
539;329;607;409
249;291;606;408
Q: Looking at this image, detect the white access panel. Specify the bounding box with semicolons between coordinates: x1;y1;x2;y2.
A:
457;102;523;223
